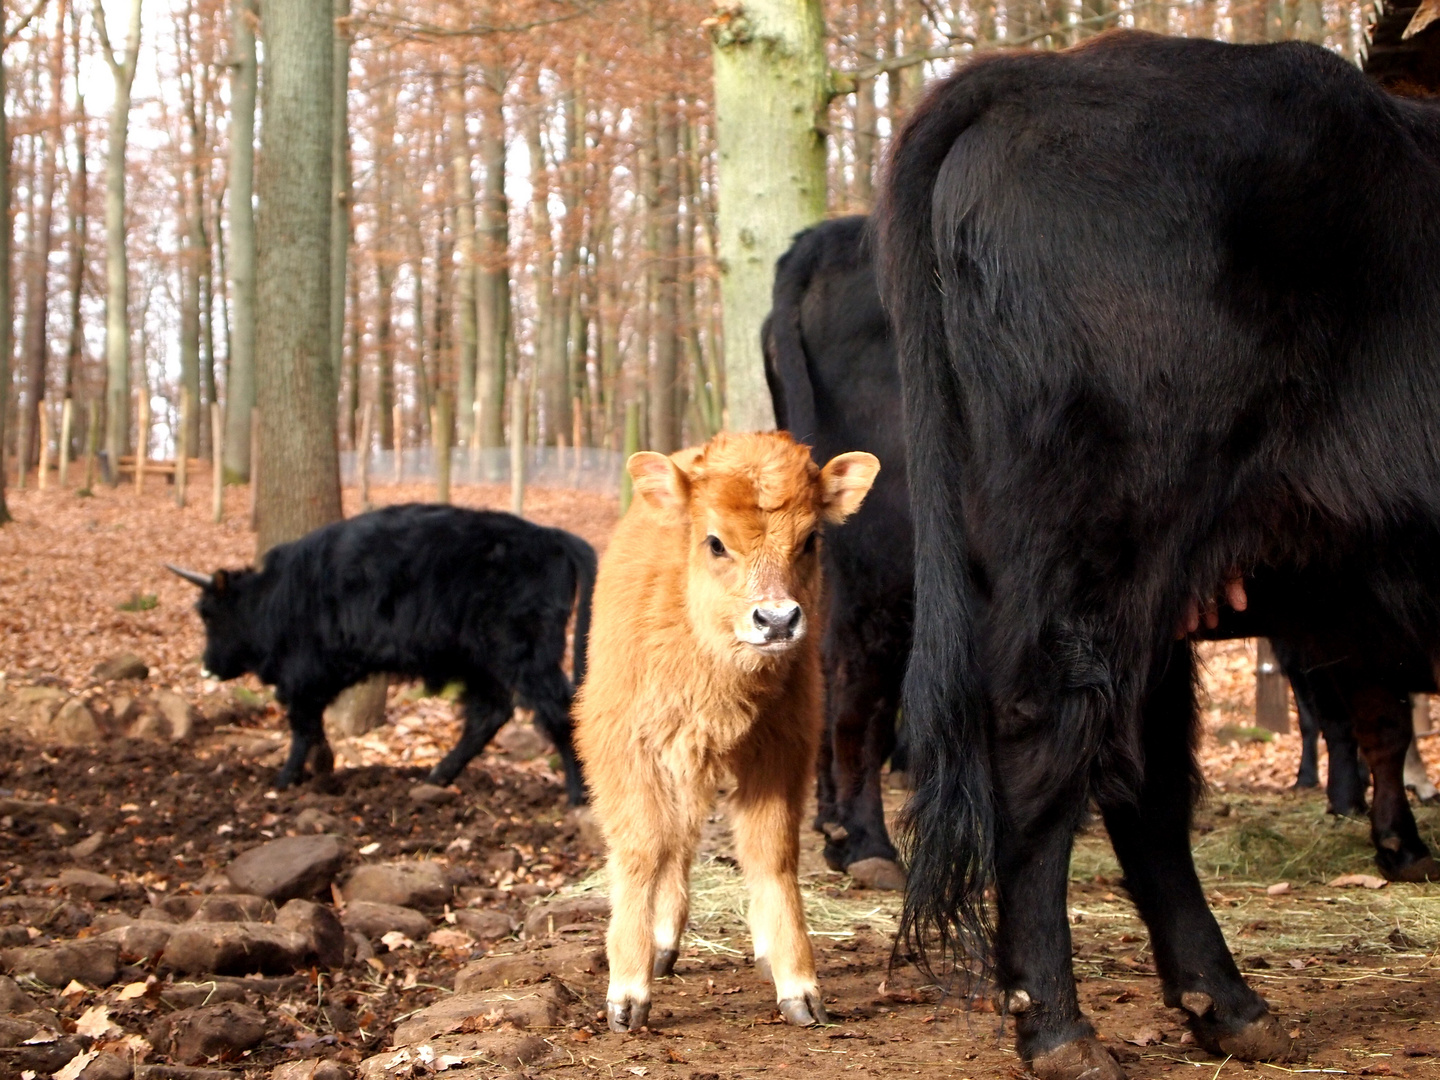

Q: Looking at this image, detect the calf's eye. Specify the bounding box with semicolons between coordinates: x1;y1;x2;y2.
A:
706;534;728;558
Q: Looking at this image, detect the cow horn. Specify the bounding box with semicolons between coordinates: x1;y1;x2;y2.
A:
165;563;214;589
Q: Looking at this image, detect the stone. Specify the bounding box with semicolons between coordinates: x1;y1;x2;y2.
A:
408;783;457;806
134;1066;243;1079
452;908;516;941
275;900;346;969
0;797;81;829
324;676;388;740
93;653;149;682
294;808;346;835
77;1052;135;1080
160;923;310;976
846;857;907;891
272;1060;352;1080
151;1001;268;1065
154;690;195;740
495;720;548;759
1;939;120;987
342;861;450;909
0;1015;45;1047
13;685;68;729
0;1034;89;1075
58;868;119;901
43;697;102;745
0;975;38;1015
340;901;431;943
186;894;273;924
454;943;604;994
358;1034;553;1079
159;982;249;1010
103;921;177;963
111;693;140;726
391;986;567;1045
225;835;346;901
522;895;610;938
68;832;107;859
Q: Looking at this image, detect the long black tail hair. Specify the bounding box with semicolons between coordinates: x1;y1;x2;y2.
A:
562;533;597;688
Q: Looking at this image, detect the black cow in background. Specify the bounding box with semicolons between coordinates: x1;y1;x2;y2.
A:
168;504;593;803
762;215;911;891
765;215;1438;889
879;32;1440;1077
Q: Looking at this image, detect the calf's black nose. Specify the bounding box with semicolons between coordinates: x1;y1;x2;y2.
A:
753;604;802;639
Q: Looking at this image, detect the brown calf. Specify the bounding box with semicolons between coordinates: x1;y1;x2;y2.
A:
574;431;879;1033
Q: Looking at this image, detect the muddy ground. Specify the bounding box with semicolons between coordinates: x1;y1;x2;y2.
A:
0;481;1438;1079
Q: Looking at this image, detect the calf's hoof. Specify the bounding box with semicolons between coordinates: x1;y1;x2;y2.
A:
653;948;678;978
1180;995;1295;1061
846;857;906;891
777;990;827;1026
1029;1036;1126;1080
606;996;650;1033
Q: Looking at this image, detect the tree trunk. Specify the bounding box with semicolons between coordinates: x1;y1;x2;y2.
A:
648;101;682;453
223;0;257;482
374;79;398;451
525;105;560;446
330;0;351;445
710;0;827;431
179;1;204;461
62;0;87;409
254;0;341;555
100;0;145;479
0;46;13;520
474;62;510;456
447;79;478;447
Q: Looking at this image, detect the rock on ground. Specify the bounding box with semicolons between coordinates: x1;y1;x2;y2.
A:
522;894;610;938
455;942;604;993
342;861;450;909
391;984;569;1044
1;939;120;987
92;653;150;681
225;835;347;901
451;908;515;941
103;920;178;963
357;1033;556;1079
340;901;431;943
150;1001;268;1065
271;1059;353;1080
58;868;119;901
275;899;346;968
160;923;312;976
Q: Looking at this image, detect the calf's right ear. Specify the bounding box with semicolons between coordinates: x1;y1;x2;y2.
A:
628;451;689;512
819;452;881;523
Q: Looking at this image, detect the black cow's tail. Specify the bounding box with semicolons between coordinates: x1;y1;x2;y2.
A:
561;533;597;688
877;67;998;985
762;235;820;443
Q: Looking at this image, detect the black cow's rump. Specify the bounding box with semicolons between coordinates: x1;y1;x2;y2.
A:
181;504;593;802
762;216;912;887
879;31;1440;1076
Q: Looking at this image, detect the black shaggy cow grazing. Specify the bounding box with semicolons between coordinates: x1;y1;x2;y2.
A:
762;215;912;891
880;31;1440;1079
169;504;593;803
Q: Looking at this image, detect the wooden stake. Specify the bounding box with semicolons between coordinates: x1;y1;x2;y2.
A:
358;401;373;511
58;399;73;488
81;399;99;493
620;400;640;514
211;401;224;523
435;390;452;505
14;402;26;490
510;381;526;517
36;406;49;491
176;388;191;509
393;403;404;484
1255;638;1290;734
136;392;150;494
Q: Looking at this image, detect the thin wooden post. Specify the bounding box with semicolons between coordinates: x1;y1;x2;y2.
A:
135;392;150;494
510;380;526;517
58;399;73;487
36;406;50;491
211;401;224;523
434;389;452;505
358;401;373;511
175;388;191;508
620;400;640;514
249;407;260;530
81;399;99;493
14;402;27;491
1255;638;1290;734
393;403;404;484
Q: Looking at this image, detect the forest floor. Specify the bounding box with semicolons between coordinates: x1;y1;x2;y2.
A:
0;479;1438;1079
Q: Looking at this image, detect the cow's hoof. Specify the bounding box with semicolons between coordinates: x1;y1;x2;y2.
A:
1030;1036;1126;1080
653;949;678;978
426;763;461;787
846;857;906;891
777;990;827;1026
1185;1007;1295;1062
272;768;302;791
606;997;650;1033
1380;853;1440;883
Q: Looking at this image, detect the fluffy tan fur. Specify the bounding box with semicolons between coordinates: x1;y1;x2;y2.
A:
574;431;879;1032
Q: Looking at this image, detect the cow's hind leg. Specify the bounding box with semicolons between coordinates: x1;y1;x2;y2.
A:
519;668;588;805
829;652;905;890
1101;644;1292;1062
429;677;511;787
731;743;825;1026
275;698;333;790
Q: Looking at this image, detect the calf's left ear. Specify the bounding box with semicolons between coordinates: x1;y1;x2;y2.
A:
628;451;690;512
819;452;881;524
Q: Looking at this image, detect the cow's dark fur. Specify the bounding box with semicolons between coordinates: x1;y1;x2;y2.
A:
879;31;1440;1073
762;216;912;878
186;504;593;802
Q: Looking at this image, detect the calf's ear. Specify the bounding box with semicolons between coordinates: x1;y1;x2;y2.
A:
819;452;881;523
628;451;689;512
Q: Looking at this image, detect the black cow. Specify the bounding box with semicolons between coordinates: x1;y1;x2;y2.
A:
169;504;593;803
879;32;1440;1078
766;215;1437;891
762;215;912;890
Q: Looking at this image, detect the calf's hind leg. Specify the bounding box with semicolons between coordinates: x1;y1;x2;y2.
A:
730;741;825;1026
1100;643;1291;1062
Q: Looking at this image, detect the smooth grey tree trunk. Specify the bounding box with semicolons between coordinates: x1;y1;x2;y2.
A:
447;80;478;446
0;43;13;521
329;0;351;444
96;0;145;480
223;0;257;482
179;2;204;459
526;107;561;446
648;101;682;453
254;0;341;556
474;63;510;457
710;0;827;431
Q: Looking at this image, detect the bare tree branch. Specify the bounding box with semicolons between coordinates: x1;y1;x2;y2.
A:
3;0;51;47
353;0;607;41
